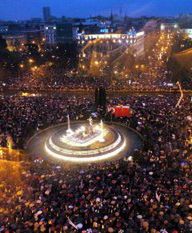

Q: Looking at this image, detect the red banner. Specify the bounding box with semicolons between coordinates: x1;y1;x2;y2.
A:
113;106;132;118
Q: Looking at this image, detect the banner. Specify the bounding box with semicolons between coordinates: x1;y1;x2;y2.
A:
113;106;132;118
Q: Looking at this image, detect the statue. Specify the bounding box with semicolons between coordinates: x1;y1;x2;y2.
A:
66;115;73;135
99;120;105;142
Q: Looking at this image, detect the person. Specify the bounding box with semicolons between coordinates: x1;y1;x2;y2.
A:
0;94;191;232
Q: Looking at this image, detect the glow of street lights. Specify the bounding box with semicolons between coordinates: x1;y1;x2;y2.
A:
29;59;34;64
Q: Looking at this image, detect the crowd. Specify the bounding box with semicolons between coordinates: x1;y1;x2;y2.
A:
0;93;191;232
0;94;93;148
1;72;177;93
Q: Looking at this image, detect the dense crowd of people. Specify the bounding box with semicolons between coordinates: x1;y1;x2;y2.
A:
1;72;178;93
1;31;187;93
0;93;191;232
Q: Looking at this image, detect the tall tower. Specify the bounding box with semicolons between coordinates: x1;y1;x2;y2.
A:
43;7;51;22
110;10;114;28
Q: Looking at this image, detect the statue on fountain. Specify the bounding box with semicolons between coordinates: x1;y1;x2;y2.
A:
63;115;105;146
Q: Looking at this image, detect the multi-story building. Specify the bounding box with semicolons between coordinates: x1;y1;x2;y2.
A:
0;25;9;34
44;25;57;45
77;28;139;46
182;29;192;39
78;29;145;75
56;23;77;43
43;23;78;45
43;7;51;22
2;34;26;51
160;23;179;31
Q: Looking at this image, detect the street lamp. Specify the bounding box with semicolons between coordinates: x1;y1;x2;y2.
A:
29;59;34;64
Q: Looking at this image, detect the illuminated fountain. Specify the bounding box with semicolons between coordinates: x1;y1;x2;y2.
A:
27;116;143;164
61;117;105;147
43;116;128;163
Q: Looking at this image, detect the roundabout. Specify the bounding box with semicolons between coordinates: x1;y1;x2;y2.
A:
26;118;143;164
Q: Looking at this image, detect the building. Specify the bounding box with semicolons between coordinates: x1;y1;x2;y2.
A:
0;25;9;34
160;23;179;31
77;28;139;46
43;23;78;45
56;23;77;43
44;25;57;45
43;7;51;22
78;30;145;75
1;23;43;50
182;29;192;39
3;34;26;51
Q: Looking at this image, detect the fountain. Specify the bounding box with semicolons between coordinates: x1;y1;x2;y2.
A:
26;116;143;164
61;116;106;147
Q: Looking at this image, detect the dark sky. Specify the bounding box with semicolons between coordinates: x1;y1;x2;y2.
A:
0;0;192;20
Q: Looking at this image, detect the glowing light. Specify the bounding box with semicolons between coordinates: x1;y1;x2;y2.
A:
60;118;107;147
176;82;184;108
128;156;133;161
29;59;34;64
48;131;122;155
42;119;128;163
45;136;126;163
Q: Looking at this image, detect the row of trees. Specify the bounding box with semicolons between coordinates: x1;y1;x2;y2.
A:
0;35;21;80
0;34;79;83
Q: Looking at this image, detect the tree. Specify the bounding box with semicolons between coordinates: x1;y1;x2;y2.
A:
0;35;7;51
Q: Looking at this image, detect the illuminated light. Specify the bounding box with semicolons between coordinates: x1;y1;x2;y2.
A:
7;136;13;150
128;156;133;161
136;31;144;37
29;59;34;64
45;136;126;163
60;118;107;148
41;119;128;163
161;24;165;31
188;136;192;145
48;131;122;155
31;66;38;72
20;64;24;68
95;61;99;65
60;129;107;148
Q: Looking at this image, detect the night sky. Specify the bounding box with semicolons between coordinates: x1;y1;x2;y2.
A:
0;0;192;20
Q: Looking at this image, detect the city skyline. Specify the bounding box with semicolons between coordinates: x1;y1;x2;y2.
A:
0;0;192;20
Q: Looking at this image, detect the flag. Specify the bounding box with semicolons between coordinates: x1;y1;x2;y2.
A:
155;191;161;202
67;217;78;230
113;106;132;118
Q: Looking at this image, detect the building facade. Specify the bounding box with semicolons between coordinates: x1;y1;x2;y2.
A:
43;7;51;22
44;25;57;45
